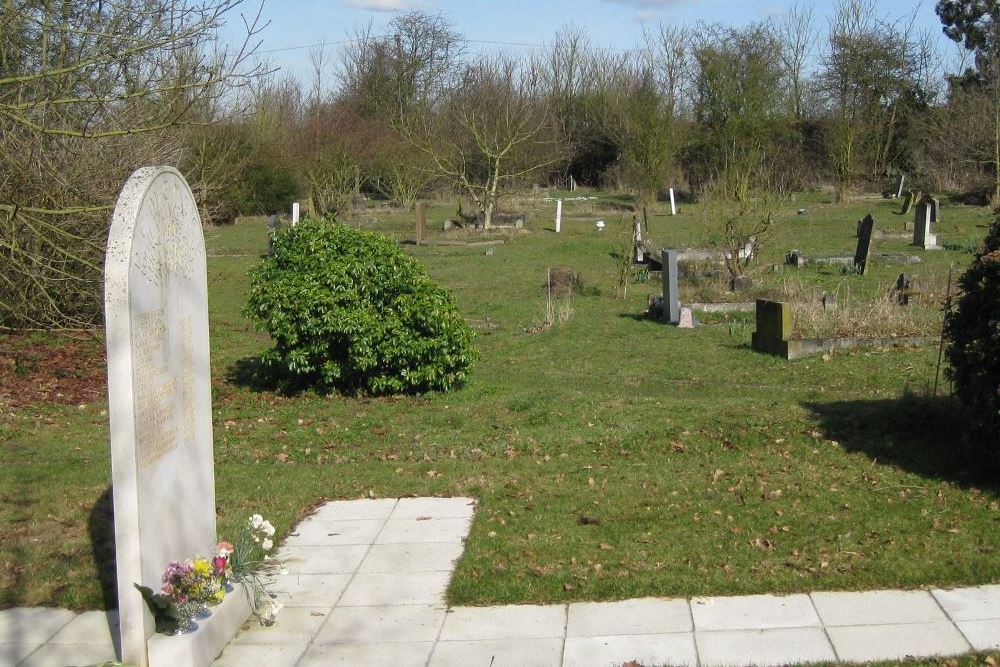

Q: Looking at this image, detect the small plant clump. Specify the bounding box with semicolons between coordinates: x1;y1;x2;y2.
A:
245;219;476;395
944;214;1000;437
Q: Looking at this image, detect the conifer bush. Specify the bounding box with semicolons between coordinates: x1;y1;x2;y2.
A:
944;213;1000;437
245;220;475;394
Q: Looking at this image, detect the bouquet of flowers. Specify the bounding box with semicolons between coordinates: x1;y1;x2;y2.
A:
136;513;283;635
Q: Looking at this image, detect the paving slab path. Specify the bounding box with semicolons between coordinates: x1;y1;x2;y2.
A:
2;497;999;667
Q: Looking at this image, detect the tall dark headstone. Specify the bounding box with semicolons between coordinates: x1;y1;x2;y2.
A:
661;249;679;325
854;214;875;275
751;299;792;357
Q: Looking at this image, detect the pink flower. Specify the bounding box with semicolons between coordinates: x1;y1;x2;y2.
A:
215;541;234;557
213;556;228;576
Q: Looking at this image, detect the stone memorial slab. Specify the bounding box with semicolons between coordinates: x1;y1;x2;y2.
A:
900;189;919;217
105;167;235;667
913;198;937;249
854;214;875;274
751;300;791;358
661;250;680;325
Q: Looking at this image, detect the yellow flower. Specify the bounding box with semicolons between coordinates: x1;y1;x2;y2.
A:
192;559;212;577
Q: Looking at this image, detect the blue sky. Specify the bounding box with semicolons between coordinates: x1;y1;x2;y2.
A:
226;1;954;84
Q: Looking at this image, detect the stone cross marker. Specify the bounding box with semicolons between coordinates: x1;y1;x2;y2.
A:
854;214;875;275
105;167;216;666
416;202;427;243
913;198;937;249
661;249;680;325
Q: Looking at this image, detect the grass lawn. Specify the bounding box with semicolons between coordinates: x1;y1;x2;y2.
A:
1;188;998;611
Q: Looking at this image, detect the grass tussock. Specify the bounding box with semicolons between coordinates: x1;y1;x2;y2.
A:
784;278;943;340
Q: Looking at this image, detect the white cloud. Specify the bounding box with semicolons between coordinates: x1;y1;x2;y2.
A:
343;0;423;12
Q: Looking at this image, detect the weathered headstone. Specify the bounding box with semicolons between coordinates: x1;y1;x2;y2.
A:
678;307;694;329
928;195;940;223
105;167;245;667
854;214;875;274
900;190;919;217
786;250;806;268
661;249;680;325
416;201;427;243
633;215;644;262
730;275;753;291
913;198;937;249
751;299;792;357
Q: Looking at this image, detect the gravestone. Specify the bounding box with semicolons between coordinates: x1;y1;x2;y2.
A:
661;249;680;325
105;167;232;666
678;307;694;329
896;173;906;198
913;198;937;249
854;214;875;274
900;190;919;218
633;215;643;262
928;195;940;223
751;299;792;357
555;199;562;233
416;202;427;243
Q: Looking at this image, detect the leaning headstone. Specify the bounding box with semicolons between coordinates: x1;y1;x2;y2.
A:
913;199;937;249
895;173;906;198
751;299;792;357
661;249;680;325
854;214;875;274
105;167;246;667
416;202;427;243
900;190;919;216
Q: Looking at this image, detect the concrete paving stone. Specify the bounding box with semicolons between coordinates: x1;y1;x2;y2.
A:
811;589;947;626
269;573;352;607
439;604;566;641
691;594;819;631
282;519;384;547
956;619;1000;651
0;643;39;666
358;542;465;573
827;621;971;662
696;627;836;667
337;572;451;606
310;498;397;521
297;641;433;667
45;610;118;646
567;598;691;637
212;643;306;667
933;585;1000;621
563;633;697;667
276;545;369;574
314;604;446;643
16;642;118;667
391;497;476;519
429;638;563;667
232;606;330;645
0;609;75;645
375;518;472;545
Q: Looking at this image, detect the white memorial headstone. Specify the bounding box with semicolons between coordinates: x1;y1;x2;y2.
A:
669;188;677;216
555;199;562;233
291;202;300;226
105;167;221;666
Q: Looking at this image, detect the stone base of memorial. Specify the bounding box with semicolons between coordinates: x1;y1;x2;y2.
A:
751;299;929;361
146;590;252;667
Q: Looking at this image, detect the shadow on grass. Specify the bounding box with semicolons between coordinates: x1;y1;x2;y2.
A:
88;486;118;611
804;395;1000;492
225;356;309;396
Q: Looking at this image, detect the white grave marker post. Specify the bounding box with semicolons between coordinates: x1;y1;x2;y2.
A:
669;188;677;216
555;199;562;233
105;167;247;667
291;202;300;226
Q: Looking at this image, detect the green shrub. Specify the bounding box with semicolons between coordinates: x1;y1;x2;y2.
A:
244;220;476;395
944;214;1000;436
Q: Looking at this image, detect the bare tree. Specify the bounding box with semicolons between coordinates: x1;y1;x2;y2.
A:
776;3;818;120
403;55;559;227
0;0;267;329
